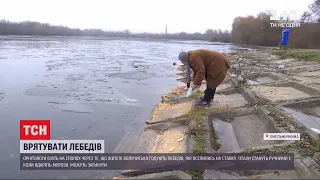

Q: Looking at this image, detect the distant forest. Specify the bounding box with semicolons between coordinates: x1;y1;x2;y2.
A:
231;0;320;49
0;0;319;48
0;20;231;43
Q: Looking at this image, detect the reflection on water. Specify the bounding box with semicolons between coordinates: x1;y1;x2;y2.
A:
282;107;320;131
212;119;240;152
0;36;249;179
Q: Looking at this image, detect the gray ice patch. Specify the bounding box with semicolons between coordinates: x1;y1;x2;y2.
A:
25;85;62;97
48;100;94;113
107;71;156;80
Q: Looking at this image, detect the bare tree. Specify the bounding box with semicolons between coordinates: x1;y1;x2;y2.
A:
301;0;320;23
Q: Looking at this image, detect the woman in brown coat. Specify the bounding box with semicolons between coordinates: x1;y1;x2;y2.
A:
178;49;230;106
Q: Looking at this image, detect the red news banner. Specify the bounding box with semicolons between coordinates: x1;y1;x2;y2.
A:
20;120;104;154
20;120;50;140
19;120;294;171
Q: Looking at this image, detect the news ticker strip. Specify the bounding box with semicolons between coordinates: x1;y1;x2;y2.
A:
21;153;294;171
20;140;105;153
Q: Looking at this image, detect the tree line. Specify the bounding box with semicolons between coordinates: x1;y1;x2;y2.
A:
231;0;320;48
0;0;319;48
0;19;231;43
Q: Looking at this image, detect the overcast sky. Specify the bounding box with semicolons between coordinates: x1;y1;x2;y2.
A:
0;0;316;33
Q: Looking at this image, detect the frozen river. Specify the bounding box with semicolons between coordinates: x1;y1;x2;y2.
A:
0;36;249;179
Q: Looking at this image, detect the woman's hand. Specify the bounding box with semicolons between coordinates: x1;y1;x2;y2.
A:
191;84;200;91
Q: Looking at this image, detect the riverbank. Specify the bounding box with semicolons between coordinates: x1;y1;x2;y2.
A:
271;49;320;63
115;49;320;179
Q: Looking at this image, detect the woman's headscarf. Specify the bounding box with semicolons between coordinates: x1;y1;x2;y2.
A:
178;51;191;88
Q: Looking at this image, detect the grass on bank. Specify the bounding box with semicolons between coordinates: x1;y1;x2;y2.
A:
184;90;226;180
173;89;211;180
271;49;320;62
183;107;209;180
191;89;203;99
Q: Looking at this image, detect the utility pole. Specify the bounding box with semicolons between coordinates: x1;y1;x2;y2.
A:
165;24;168;39
165;24;167;46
